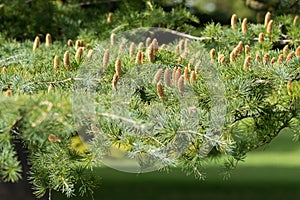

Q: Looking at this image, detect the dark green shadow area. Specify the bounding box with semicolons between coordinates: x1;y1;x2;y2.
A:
53;166;300;200
54;130;300;200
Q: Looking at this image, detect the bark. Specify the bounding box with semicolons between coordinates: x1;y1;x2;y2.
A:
0;123;49;200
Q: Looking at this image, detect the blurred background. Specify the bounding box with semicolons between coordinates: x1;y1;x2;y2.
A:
147;0;299;24
157;0;256;22
1;0;299;40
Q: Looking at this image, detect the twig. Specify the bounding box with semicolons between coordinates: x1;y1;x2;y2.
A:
99;113;147;129
0;53;28;66
165;29;211;41
26;77;101;86
155;29;298;45
192;162;203;178
176;130;225;145
99;113;164;145
79;0;120;7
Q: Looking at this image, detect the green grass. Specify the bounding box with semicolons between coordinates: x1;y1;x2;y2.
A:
54;130;300;200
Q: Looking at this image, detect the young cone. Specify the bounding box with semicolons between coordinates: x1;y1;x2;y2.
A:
53;55;60;71
103;49;110;68
293;15;299;26
263;53;269;64
236;41;243;56
147;1;154;10
258;32;264;43
118;39;127;54
188;58;195;67
85;43;91;49
145;37;151;48
230;51;236;64
242;18;248;35
174;68;181;87
33;36;40;51
179;39;185;53
184;39;189;52
177;67;182;75
157;81;164;99
256;54;261;62
266;20;273;35
138;42;144;51
107;12;113;24
153;68;163;84
87;49;93;59
277;54;284;63
135;51;142;65
110;33;116;46
160;44;166;50
48;134;61;143
64;51;71;70
180;51;189;59
79;39;84;47
67;39;73;47
283;45;289;56
231;14;237;29
141;52;145;64
245;45;250;55
178;75;185;94
286;52;294;62
112;73;119;90
264;12;271;28
48;84;54;93
164;68;171;88
271;57;277;64
172;67;177;85
152;38;159;55
218;54;226;64
195;61;201;73
210;49;216;60
45;33;52;47
1;67;7;73
75;40;80;50
115;57;122;77
184;67;189;84
147;43;155;63
190;71;196;84
129;42;136;58
4;89;12;97
243;56;252;71
296;46;300;57
75;47;84;63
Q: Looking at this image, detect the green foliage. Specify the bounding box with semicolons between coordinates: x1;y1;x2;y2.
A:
0;0;199;41
0;0;56;39
245;0;300;14
0;1;300;199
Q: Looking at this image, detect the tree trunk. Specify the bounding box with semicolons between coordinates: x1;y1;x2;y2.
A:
0;137;49;200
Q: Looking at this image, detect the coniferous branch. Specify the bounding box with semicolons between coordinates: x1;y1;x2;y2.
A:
0;2;300;198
